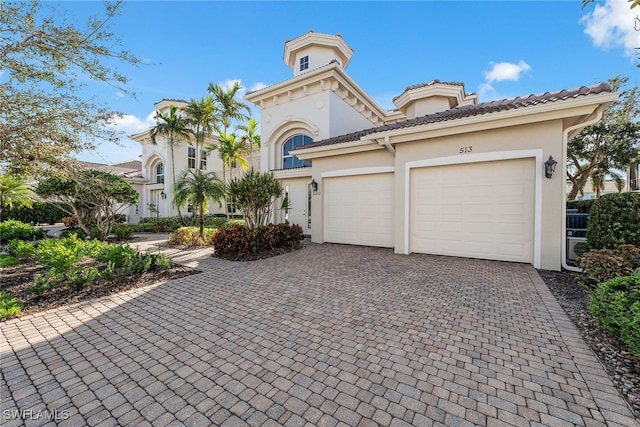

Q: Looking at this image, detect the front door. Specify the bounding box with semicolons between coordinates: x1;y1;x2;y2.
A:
285;180;311;235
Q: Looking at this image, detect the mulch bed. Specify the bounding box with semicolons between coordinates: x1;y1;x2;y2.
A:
0;260;199;319
539;269;640;417
212;243;304;262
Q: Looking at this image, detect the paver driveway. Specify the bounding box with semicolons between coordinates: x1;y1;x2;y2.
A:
1;244;638;427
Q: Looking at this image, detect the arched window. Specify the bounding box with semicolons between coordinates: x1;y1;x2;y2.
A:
282;135;312;169
155;163;165;184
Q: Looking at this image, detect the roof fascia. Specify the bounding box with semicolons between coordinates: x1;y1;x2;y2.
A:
292;139;384;160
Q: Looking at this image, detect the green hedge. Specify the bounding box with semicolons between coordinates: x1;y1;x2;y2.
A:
0;220;46;242
567;199;594;213
590;274;640;356
137;215;244;232
1;202;66;225
587;193;640;250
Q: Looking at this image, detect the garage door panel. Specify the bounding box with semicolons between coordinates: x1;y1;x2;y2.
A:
325;173;394;248
410;159;534;263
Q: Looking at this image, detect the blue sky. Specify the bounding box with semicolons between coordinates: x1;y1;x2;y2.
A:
68;0;640;165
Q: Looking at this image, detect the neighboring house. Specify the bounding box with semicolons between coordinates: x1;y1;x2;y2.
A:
129;99;260;221
568;179;625;200
245;30;618;271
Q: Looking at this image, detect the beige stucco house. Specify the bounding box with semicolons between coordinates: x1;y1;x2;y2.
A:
245;30;618;271
129;99;260;220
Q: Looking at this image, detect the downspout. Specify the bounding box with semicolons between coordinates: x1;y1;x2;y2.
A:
375;135;395;155
561;106;607;272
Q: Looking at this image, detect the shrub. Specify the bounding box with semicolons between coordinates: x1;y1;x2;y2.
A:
0;292;22;320
59;229;87;239
60;216;77;228
3;202;66;225
0;254;20;268
93;243;171;276
589;274;640;355
137;215;244;233
0;220;45;241
587;192;640;250
7;239;35;259
578;244;640;286
212;223;304;257
113;224;135;240
566;199;595;213
169;227;217;247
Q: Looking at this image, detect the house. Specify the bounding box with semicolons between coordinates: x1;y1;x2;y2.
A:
129;99;260;221
245;30;618;271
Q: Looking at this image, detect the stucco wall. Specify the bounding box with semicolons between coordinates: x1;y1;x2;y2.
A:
391;120;564;270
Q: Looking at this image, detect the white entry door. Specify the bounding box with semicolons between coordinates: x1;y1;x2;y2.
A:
410;158;535;263
285;180;311;234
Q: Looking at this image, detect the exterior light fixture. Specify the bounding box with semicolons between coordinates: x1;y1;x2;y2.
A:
310;179;318;192
160;191;167;200
544;156;557;179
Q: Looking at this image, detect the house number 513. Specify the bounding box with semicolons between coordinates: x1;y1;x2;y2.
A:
459;146;472;154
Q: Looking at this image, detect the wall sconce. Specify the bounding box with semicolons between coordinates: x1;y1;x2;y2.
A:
544;156;557;179
160;191;167;200
310;179;318;193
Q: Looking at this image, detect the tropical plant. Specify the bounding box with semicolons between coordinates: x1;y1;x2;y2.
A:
36;169;139;240
0;174;33;217
183;96;218;169
173;170;225;236
0;292;22;320
227;169;283;229
149;104;192;218
567;76;640;200
239;118;261;163
208;81;250;133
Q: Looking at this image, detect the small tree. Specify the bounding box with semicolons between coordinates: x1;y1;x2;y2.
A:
0;174;33;218
227;169;283;229
36;170;138;240
173;170;225;237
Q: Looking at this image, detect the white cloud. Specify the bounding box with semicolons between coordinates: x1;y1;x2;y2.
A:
484;60;531;83
581;0;640;57
116;92;125;98
219;78;243;92
477;83;496;99
109;110;156;135
249;82;269;92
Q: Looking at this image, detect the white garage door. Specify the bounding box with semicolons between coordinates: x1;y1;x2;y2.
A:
410;158;534;263
325;173;393;247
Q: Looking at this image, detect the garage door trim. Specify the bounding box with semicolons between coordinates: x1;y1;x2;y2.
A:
321;166;395;178
403;149;543;268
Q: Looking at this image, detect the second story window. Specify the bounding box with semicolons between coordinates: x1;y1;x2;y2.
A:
188;147;207;170
188;147;196;169
155;163;165;184
300;55;309;71
283;135;312;169
200;149;207;170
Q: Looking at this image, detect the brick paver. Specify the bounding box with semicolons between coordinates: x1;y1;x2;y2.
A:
1;243;638;426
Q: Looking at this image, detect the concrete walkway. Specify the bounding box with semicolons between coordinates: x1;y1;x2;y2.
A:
1;243;638;426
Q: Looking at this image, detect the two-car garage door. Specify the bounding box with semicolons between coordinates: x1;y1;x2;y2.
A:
410;158;534;263
323;158;534;264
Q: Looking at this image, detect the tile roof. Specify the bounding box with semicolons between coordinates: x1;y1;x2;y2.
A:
299;83;612;150
393;80;466;101
112;160;142;170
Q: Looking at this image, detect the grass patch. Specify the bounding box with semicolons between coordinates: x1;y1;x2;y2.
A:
0;254;20;268
0;291;22;320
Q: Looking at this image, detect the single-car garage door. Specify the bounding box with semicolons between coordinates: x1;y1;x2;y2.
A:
325;173;393;247
410;158;534;263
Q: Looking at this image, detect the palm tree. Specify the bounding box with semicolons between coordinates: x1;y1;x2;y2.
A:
208;82;250;133
173;169;225;237
149;105;192;218
0;174;33;218
213;131;250;184
183;96;218;168
238;118;261;165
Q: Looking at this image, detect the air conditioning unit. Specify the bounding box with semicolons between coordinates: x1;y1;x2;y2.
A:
567;237;588;263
